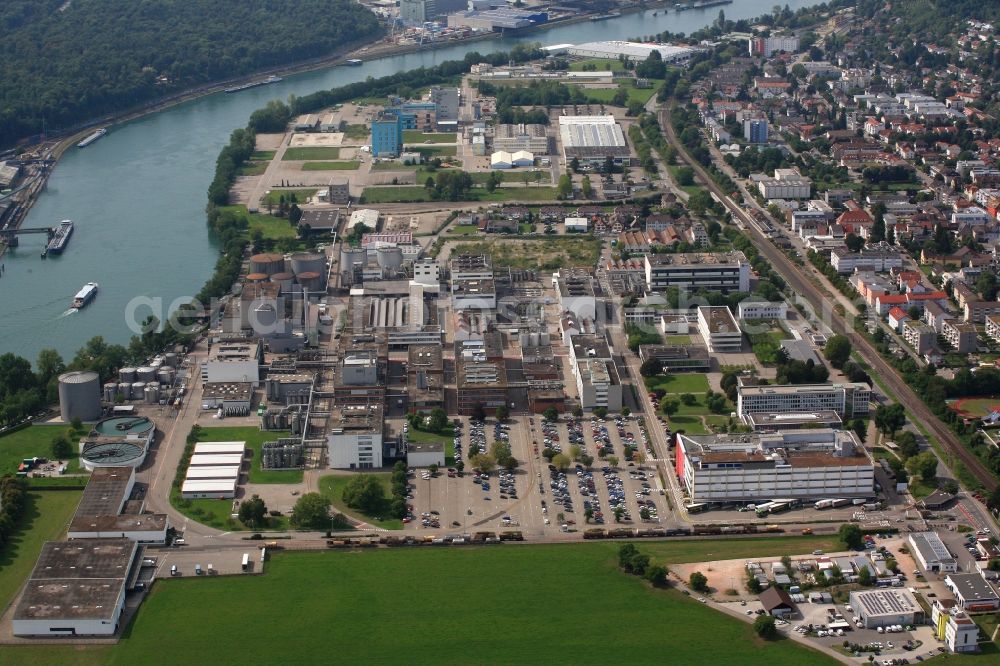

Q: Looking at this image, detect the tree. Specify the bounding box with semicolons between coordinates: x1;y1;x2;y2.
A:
543;407;560;422
639;359;662;377
51;434;73;459
429;463;439;475
845;233;865;252
472;403;487;422
594;407;608;419
646;565;669;587
838;523;864;550
238;494;268;528
569;444;582;461
851;419;868;444
660;396;680;416
580;454;595;469
746;572;762;594
495;405;509;422
427;407;449;433
753;615;777;640
896;431;919;459
905;451;938;483
581;175;594;199
823;334;852;369
471;453;497;473
557;173;573;199
621;407;630;418
858;566;873;586
607;455;619;468
341;474;386;514
572;406;583;418
989;487;1000;514
570;156;581;173
689;571;709;592
977;272;999;301
552;453;571;472
874;404;906;437
290;492;332;529
675;167;695;186
619;543;639;571
680;393;697;406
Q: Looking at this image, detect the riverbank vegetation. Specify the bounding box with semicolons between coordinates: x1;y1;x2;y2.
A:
0;0;381;148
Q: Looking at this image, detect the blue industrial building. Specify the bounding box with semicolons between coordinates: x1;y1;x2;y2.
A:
372;113;404;157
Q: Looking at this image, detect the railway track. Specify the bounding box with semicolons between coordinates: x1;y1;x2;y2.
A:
658;106;998;492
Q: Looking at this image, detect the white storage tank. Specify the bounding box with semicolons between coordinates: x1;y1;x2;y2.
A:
118;382;132;401
119;367;136;383
290;251;326;276
164;352;179;367
104;382;118;402
57;371;102;422
376;246;404;271
144;383;160;404
157;368;174;385
131;382;146;400
136;366;156;382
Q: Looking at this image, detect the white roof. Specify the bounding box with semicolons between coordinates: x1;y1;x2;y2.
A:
566;41;694;61
193;442;247;454
565;217;588;225
511;150;533;162
188;453;244;466
181;478;238;493
184;465;241;480
491;151;513;165
348;209;379;230
558;115;626;149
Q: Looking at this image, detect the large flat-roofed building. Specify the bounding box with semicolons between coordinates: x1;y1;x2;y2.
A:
675;429;873;502
849;589;923;629
697;306;742;352
372;112;403;157
68;513;168;541
909;532;959;573
455;334;508;415
574;358;622;411
70;466;167;544
637;345;710;372
737;382;872;419
452;278;497;311
13;538;138;637
644;251;750;292
407;344;445;410
566;41;694;63
744;410;843;431
933;601;980;653
754;168;812;200
737;300;788;320
334;345;386;405
558;115;632;168
202;340;262;387
946;573;1000;612
494;123;549;154
327;404;384;469
450;253;493;281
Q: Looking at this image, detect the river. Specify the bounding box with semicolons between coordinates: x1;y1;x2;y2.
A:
0;0;820;362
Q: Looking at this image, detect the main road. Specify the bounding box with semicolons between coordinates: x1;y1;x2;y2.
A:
658;104;998;492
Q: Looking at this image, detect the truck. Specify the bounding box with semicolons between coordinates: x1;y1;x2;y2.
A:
755;503;774;518
814;499;835;510
831;498;852;508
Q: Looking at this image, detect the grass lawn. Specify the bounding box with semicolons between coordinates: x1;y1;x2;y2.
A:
237;161;268;176
282;147;341;161
342;124;369;140
10;539;840;665
406;426;456;464
406;145;457;158
260;188;318;206
581;83;656;106
449;224;480;235
0;490;82;610
664;335;692;345
748;330;785;365
301;161;360;171
0;425;86;479
251;150;275;160
218;205;297;241
667;165;702;198
319;474;403;530
974;613;1000;643
194;427;300;484
371;161;418;171
644;373;711;395
360;186;433;203
403;131;457;144
669;415;708;435
569;58;626;72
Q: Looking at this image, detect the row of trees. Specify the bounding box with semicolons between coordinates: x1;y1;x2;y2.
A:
0;476;28;550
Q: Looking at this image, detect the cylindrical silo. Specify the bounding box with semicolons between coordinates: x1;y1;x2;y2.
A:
144;383;160;404
376;246;404;271
132;382;146;400
136;366;156;382
270;271;296;293
118;382;132;400
245;272;268;284
164;352;178;367
157;368;174;385
249;252;285;275
290;251;326;276
104;382;118;402
58;371;102;422
119;367;136;383
296;272;323;293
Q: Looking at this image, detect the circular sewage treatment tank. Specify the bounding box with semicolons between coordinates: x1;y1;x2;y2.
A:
93;416;155;437
81;416;155;470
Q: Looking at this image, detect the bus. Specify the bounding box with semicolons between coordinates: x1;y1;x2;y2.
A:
685;502;708;514
241;553;250;572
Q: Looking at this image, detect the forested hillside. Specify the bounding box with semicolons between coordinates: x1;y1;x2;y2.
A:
0;0;382;147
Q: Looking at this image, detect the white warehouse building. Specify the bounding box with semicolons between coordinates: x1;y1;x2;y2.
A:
327;404;384;469
675;429;874;502
737;382;872;419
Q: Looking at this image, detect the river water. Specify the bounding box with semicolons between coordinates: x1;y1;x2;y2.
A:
0;0;819;362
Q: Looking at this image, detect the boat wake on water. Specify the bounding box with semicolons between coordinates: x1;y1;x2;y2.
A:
58;308;78;318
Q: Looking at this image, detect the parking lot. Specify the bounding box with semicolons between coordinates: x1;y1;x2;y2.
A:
402;415;673;537
146;542;266;578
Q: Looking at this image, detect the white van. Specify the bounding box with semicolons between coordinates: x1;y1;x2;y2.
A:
195;563;203;575
170;565;178;576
